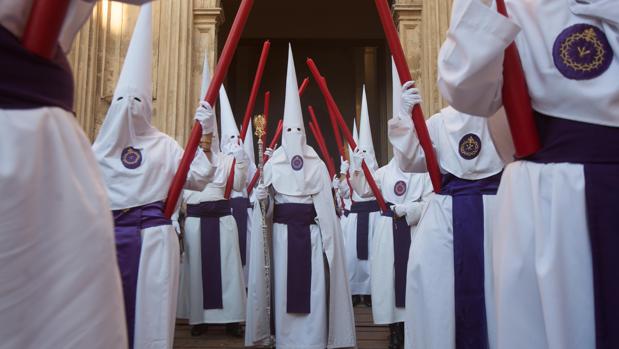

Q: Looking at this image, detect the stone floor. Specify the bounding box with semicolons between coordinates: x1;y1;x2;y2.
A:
173;306;390;348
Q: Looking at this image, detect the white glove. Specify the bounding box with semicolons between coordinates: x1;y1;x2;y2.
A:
172;220;181;235
194;101;214;135
391;204;407;218
399;81;422;119
332;175;340;190
339;157;349;174
230;142;247;163
255;184;269;201
264;147;274;158
351;147;366;170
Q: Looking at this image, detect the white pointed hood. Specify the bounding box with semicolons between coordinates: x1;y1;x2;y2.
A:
358;85;378;170
219;85;240;155
112;3;152;112
93;4;187;209
199;50;221;156
244;121;256;166
266;44;321;196
282;44;309;188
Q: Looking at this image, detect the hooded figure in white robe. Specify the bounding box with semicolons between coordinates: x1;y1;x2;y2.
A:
92;5;215;349
350;69;432;346
245;45;356;349
390;76;505;349
437;1;619;348
344;94;380;300
179;53;248;330
0;1;149;348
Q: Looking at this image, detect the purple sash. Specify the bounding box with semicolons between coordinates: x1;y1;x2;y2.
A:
273;203;317;314
0;25;73;111
528;112;619;349
440;172;501;349
112;201;171;349
382;207;411;308
350;200;380;260
186;200;231;310
230;197;251;266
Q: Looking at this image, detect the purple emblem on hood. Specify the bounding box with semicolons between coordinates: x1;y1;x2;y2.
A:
121;146;142;169
291;155;304;171
553;24;613;80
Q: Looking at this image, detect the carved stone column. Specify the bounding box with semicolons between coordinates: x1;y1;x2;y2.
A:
420;0;453;115
393;0;452;117
190;0;223;143
68;0;223;145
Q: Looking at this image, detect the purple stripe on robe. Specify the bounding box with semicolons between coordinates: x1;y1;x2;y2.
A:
528;111;619;349
112;201;171;349
440;172;501;349
0;25;74;111
186;200;231;310
273;203;317;314
230;197;251;266
350;200;380;260
382;207;411;308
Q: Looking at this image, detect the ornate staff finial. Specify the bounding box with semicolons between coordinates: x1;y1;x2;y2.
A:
254;114;266;139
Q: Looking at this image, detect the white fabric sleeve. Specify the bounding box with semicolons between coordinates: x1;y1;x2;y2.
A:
232;160;248;192
437;0;521;117
403;175;434;226
388;117;440;174
183;148;216;192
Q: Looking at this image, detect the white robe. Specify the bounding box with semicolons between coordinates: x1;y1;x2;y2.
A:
245;147;356;349
0;108;128;349
351;159;432;324
94;96;214;349
343;176;380;296
388;107;504;349
437;1;618;348
0;2;149;348
179;154;247;324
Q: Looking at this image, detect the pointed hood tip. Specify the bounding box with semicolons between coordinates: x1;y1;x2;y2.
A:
219;85;241;153
358;84;377;162
282;45;304;133
113;3;153;102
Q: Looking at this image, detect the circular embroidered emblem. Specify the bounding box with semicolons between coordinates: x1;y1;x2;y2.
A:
290;155;304;171
553;24;613;80
121;146;142;169
394;180;407;197
458;133;482;160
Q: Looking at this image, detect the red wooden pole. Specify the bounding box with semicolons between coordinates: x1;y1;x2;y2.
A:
298;77;310;97
326;103;345;158
22;0;72;58
309;121;336;178
495;0;540;158
240;40;271;142
374;0;441;192
306;58;388;213
164;0;254;218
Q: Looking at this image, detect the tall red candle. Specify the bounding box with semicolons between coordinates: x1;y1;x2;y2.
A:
374;0;441;192
164;0;255;218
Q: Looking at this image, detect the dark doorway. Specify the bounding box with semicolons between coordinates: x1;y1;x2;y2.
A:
220;0;392;165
